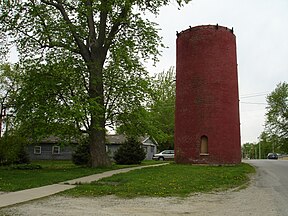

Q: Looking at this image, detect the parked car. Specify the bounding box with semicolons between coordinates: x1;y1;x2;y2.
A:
267;153;278;160
152;150;174;161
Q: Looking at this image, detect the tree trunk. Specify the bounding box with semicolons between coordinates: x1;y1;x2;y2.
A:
87;55;111;167
89;115;111;167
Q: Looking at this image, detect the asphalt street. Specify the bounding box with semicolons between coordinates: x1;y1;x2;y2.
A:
246;159;288;216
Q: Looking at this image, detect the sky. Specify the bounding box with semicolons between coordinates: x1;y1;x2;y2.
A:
7;0;288;144
146;0;288;144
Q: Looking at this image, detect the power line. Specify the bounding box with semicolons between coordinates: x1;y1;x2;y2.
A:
240;102;267;105
240;92;269;99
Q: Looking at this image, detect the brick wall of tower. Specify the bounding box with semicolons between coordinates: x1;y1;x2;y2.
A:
175;25;241;164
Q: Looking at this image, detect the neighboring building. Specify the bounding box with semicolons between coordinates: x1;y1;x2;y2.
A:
106;134;157;160
27;137;77;161
27;135;157;161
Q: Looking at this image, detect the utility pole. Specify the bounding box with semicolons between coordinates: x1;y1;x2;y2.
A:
259;142;261;159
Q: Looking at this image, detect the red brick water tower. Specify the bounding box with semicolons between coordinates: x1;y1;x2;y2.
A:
175;25;241;164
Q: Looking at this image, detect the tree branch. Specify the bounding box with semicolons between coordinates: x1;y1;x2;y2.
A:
41;0;90;61
96;0;108;49
85;0;98;51
103;2;131;53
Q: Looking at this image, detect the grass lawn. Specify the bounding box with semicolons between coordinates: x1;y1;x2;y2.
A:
63;162;255;198
0;160;162;192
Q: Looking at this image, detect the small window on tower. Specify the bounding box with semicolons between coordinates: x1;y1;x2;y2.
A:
200;135;208;155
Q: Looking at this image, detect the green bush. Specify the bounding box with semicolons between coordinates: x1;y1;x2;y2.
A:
72;141;91;166
0;134;30;166
113;138;146;165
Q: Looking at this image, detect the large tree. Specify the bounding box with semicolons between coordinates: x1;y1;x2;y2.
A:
0;0;190;167
265;82;288;152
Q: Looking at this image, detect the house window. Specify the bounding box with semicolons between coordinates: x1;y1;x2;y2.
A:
200;135;208;155
52;146;60;154
34;146;41;154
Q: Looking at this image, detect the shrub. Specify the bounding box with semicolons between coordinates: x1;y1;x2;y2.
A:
0;134;30;166
113;138;146;165
72;141;91;166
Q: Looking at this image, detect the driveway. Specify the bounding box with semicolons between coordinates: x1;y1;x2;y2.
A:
1;160;287;216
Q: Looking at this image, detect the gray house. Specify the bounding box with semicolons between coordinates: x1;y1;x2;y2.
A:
27;137;77;161
27;135;157;161
106;134;157;160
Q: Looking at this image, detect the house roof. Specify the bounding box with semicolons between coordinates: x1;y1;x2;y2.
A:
40;136;78;144
106;134;157;146
39;134;157;146
106;134;126;144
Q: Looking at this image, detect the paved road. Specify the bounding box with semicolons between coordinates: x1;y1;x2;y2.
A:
246;159;288;216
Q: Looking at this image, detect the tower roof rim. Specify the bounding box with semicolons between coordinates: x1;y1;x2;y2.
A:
176;25;234;37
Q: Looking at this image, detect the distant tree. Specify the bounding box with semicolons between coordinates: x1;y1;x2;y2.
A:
149;67;176;151
0;64;30;165
116;106;152;138
257;132;273;158
115;67;176;151
0;64;21;136
0;1;191;167
265;82;288;152
0;132;30;165
242;142;255;159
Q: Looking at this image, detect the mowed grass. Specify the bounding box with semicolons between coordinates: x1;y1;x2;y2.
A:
63;163;255;198
0;160;162;192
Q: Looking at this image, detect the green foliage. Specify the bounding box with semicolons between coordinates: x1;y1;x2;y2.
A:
265;82;288;138
244;132;287;160
264;82;288;152
242;142;256;159
0;63;21;105
148;67;176;150
115;67;176;150
116;107;151;138
72;140;91;166
0;133;30;166
64;163;255;198
0;0;191;167
0;64;21;136
13;54;88;139
113;138;146;165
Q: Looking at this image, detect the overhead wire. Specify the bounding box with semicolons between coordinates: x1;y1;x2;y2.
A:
239;91;269;105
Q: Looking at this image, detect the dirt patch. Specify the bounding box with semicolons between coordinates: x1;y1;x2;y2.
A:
0;182;280;216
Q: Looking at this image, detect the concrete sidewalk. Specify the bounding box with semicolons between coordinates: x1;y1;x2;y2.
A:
0;163;168;208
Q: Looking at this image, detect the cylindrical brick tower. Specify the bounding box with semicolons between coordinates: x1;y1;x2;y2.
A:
175;25;241;164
